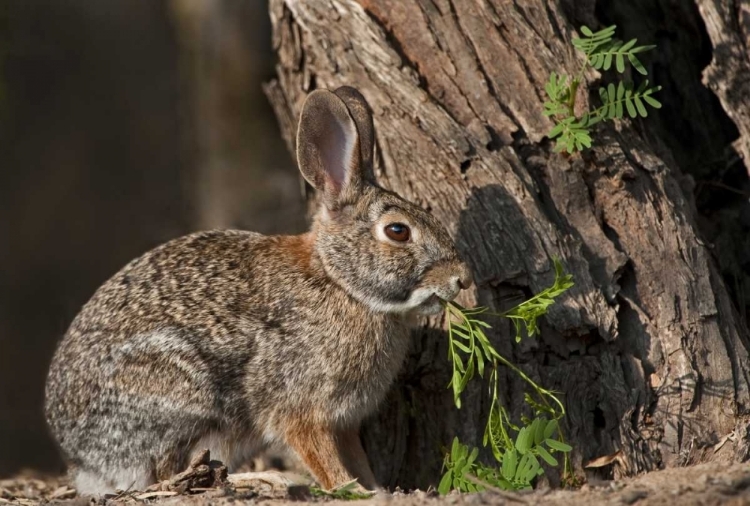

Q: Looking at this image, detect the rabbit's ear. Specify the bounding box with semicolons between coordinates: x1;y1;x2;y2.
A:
333;86;375;181
296;89;365;207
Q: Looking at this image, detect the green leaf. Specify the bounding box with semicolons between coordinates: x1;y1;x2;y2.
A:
616;82;625;118
620;38;637;52
438;470;453;495
516;426;532;454
607;83;616;114
634;94;648;117
470;319;492;329
538;445;558;466
451;437;461;461
573;25;617;56
545;438;573;452
578;131;592;148
599;86;608;103
454;456;467;474
515;453;530;482
625;90;637;118
451;369;461;390
451;352;464;372
458;360;474;394
615;50;625;73
451;327;472;340
628;53;647;75
545;72;557;98
527;454;541;481
544;105;568;117
468;447;479;466
460;442;469;459
642;93;662;109
565;134;575;155
475;347;485;377
543;419;558;439
502;448;518;480
453;340;471;353
548;122;565;139
585;34;653;75
518;453;533;481
533;418;547;445
599;88;609;118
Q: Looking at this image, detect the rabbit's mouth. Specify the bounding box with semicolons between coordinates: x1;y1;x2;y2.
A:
413;293;446;316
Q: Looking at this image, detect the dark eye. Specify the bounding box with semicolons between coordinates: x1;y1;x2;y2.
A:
384;223;410;242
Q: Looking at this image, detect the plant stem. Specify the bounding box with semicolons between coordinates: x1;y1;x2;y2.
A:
565;56;590;119
490;350;565;418
567;79;579;117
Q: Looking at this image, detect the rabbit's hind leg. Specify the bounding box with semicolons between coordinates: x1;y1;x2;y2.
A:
284;422;359;490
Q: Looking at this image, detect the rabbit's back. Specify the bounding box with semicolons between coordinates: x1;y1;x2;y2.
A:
45;230;410;492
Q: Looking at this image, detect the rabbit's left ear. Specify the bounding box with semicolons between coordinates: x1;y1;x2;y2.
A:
333;86;375;181
296;89;367;208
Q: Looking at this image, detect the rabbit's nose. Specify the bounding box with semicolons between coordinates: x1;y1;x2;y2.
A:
456;263;473;290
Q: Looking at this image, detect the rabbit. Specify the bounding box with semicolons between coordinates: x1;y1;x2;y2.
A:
44;86;472;496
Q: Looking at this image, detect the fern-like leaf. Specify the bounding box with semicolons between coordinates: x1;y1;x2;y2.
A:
589;38;655;75
501;258;575;340
572;25;616;56
597;81;662;122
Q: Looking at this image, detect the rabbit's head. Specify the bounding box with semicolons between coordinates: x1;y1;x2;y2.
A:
297;86;472;316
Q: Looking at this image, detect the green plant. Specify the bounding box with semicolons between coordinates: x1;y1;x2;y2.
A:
544;25;662;153
439;259;574;495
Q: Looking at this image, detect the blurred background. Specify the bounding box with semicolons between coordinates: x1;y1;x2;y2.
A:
0;0;306;476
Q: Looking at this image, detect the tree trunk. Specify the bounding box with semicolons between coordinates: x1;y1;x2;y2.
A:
696;0;750;172
265;0;750;489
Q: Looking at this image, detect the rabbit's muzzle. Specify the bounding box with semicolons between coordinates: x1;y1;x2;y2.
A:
455;262;473;290
411;260;473;315
435;261;473;300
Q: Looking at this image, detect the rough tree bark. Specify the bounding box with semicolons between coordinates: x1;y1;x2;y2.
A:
265;0;750;489
696;0;750;172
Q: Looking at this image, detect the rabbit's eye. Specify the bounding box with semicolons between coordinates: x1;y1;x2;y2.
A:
384;223;410;242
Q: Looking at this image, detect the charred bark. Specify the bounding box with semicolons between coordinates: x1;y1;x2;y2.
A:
266;0;750;489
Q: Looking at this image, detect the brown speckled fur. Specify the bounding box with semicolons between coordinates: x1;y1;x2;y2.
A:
44;87;471;494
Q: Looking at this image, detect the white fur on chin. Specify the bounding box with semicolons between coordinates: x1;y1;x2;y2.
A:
363;285;456;315
413;300;444;316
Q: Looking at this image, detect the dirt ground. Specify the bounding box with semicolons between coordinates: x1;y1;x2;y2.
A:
3;460;750;506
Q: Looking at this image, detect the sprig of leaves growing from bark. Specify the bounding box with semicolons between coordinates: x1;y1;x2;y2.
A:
439;259;574;494
544;25;662;153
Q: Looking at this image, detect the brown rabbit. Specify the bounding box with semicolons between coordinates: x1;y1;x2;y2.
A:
44;86;472;495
